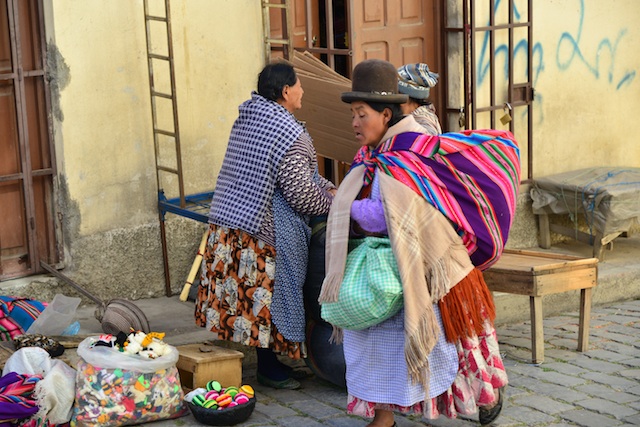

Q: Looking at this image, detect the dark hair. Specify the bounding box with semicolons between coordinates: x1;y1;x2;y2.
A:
409;96;432;107
366;102;405;127
257;63;298;102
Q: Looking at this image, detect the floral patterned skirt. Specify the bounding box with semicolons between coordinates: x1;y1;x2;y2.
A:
194;224;302;359
346;320;508;420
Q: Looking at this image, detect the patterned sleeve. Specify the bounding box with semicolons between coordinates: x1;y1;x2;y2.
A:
277;133;334;216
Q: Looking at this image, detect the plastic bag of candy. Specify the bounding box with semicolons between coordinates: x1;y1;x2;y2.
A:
71;334;188;427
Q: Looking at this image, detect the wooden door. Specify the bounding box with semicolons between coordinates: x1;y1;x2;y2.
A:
0;0;58;280
349;0;443;125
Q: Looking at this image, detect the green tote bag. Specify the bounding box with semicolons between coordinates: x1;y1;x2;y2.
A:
321;236;403;330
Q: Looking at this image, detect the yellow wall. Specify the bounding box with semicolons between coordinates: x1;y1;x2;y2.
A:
45;0;264;237
532;0;640;177
467;0;639;179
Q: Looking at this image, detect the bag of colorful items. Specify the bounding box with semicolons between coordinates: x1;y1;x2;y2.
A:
71;331;188;427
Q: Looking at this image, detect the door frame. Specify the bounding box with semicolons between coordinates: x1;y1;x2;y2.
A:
0;0;59;280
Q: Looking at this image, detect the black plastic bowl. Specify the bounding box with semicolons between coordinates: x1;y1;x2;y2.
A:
187;397;256;426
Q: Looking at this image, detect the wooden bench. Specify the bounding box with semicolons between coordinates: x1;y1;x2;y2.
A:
483;249;598;363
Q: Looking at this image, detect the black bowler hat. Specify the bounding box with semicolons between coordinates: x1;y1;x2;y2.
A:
341;59;408;104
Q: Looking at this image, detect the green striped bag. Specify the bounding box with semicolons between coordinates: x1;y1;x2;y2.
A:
321;236;403;330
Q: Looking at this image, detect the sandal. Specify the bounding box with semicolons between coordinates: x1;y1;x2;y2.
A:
479;386;505;426
256;372;301;390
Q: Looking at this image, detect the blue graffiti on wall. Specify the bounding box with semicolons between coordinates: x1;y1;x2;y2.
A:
556;0;635;90
477;0;545;88
478;0;635;90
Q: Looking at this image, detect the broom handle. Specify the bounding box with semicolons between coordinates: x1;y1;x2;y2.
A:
40;260;105;306
179;230;208;302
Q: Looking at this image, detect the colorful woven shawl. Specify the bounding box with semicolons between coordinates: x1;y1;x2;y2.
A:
353;129;521;270
0;372;42;425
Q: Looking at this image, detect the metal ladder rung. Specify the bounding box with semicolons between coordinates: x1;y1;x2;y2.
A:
151;91;173;99
157;165;179;174
145;15;168;22
154;129;176;137
266;38;290;45
264;3;286;9
148;53;170;61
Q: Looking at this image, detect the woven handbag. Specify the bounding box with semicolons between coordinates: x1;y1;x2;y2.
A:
321;236;403;330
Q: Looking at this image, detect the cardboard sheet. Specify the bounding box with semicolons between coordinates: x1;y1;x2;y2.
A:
279;51;357;164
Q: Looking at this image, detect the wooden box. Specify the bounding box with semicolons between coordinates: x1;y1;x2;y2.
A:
176;343;244;390
483;250;598;363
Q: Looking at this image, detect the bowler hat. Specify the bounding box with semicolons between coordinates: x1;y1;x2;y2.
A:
341;59;408;104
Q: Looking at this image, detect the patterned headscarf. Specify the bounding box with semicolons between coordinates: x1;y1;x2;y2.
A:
397;63;439;100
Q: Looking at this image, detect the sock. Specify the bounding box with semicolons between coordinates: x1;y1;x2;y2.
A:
256;348;288;381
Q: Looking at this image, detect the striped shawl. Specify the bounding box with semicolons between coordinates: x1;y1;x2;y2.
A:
354;128;521;270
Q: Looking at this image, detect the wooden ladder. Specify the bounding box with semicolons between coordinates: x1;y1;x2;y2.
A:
143;0;183;296
143;0;184;207
262;0;294;61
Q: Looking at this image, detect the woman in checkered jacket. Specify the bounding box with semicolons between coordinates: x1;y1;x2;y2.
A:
195;62;336;390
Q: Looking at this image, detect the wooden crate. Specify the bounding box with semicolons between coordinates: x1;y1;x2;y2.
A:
483;249;598;363
176;343;244;390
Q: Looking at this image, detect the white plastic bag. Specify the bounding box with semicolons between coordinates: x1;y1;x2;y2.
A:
76;336;178;372
26;294;81;336
72;336;187;427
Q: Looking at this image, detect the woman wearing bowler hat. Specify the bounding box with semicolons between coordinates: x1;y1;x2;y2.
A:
319;59;520;426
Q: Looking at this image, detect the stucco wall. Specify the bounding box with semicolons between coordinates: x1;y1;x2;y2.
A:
12;0;637;301
532;0;639;176
37;0;264;298
467;0;639;180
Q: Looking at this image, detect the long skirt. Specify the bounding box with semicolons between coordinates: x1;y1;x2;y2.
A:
347;268;508;419
194;224;302;359
346;321;507;419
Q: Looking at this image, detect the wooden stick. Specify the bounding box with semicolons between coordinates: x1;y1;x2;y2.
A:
180;230;208;302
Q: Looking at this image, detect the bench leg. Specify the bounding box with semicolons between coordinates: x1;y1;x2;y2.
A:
593;231;605;260
530;296;544;363
577;288;592;352
537;214;551;249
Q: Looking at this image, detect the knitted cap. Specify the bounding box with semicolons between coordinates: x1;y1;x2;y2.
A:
397;63;439;100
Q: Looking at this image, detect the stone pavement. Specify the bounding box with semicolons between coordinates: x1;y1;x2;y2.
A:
125;297;640;427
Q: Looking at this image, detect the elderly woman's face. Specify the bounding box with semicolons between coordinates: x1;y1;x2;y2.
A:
280;78;304;113
350;101;390;147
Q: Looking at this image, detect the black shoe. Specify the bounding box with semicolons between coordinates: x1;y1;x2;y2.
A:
479;386;504;426
256;372;301;390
